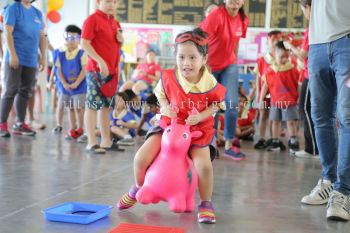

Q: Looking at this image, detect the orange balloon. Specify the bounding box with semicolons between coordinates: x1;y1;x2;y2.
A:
47;11;61;24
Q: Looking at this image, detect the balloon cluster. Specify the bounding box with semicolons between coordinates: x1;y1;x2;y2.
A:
47;0;64;23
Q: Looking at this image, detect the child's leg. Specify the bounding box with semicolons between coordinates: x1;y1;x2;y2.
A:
73;94;85;130
134;134;162;186
52;94;65;133
52;88;57;113
85;108;98;147
240;125;255;137
117;133;162;210
56;95;64;127
287;120;297;137
110;126;128;138
119;80;134;92
272;120;281;139
132;81;148;95
190;146;213;201
255;109;270;149
99;107;112;148
258;109;269;138
190;146;216;224
57;108;64;127
287;119;300;152
74;107;84;130
69;109;76;130
269;119;273;138
235;127;242;138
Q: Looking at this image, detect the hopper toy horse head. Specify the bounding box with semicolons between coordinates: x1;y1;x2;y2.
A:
136;109;202;212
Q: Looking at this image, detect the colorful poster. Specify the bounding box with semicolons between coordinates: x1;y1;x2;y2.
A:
121;27;173;62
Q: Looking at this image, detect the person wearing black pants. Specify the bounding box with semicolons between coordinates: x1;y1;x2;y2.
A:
283;1;318;158
297;79;319;157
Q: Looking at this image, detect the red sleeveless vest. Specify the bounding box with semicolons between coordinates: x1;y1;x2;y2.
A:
160;69;226;147
265;67;299;108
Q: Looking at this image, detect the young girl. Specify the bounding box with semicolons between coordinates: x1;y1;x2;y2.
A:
117;28;226;224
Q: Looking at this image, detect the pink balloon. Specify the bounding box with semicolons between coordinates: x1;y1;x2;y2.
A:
136;116;202;213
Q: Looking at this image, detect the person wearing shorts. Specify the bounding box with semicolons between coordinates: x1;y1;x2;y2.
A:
120;49;161;95
54;25;87;139
81;0;124;154
260;41;300;153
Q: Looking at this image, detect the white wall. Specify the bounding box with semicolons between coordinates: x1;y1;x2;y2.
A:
47;0;89;48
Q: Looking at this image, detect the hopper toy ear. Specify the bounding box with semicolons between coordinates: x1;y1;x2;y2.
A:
158;118;169;130
191;131;202;139
171;117;177;125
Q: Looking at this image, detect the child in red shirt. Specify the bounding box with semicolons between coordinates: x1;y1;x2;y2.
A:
120;49;161;95
117;28;226;224
260;41;300;153
254;30;282;150
237;94;256;140
81;0;124;154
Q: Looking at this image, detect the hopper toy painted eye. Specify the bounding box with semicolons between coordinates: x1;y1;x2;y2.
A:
183;133;189;139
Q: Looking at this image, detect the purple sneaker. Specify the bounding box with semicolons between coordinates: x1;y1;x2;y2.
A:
198;201;216;224
224;146;245;161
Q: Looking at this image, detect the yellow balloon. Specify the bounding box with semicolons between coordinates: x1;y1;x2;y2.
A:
48;0;64;12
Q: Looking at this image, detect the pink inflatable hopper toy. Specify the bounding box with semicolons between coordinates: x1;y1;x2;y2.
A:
136;112;202;213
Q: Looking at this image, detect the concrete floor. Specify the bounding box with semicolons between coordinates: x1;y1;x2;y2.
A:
0;116;349;233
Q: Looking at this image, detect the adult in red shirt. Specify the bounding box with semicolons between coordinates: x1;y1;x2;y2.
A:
120;49;161;95
200;0;248;160
284;0;318;158
81;0;124;154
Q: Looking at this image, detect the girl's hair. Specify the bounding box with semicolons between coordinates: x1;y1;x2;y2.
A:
299;0;312;7
219;1;246;20
146;94;159;106
116;92;130;102
124;89;137;100
174;27;209;56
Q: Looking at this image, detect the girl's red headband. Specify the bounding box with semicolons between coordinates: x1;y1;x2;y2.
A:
175;33;208;46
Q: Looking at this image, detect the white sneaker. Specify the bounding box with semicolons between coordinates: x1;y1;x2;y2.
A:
327;191;350;221
295;150;319;159
117;138;135;146
77;135;88;143
301;179;333;205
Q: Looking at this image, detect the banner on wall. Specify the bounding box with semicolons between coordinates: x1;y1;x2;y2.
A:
122;27;173;63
